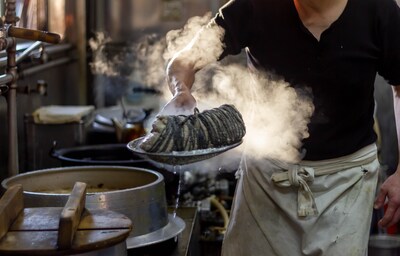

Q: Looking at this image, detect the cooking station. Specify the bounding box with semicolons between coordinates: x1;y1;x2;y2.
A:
0;0;399;255
0;1;238;255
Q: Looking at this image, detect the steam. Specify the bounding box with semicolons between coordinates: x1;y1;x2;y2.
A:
196;64;314;163
89;32;168;107
88;33;120;77
89;33;167;87
161;14;314;164
88;13;315;169
164;13;225;70
129;34;167;88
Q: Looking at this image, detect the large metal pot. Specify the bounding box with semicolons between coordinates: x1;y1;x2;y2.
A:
50;143;154;168
369;235;400;256
1;166;185;249
67;242;128;256
49;144;179;208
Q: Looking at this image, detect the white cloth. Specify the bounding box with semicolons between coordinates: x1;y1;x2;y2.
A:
222;144;379;256
32;105;94;124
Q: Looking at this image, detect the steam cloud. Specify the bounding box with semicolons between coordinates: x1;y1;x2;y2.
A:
89;33;167;88
164;13;225;70
88;33;120;77
161;13;314;166
89;13;315;170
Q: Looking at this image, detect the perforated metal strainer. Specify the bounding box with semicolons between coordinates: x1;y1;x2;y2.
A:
127;137;243;166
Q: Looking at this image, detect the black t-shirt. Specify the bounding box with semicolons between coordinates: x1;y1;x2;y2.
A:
214;0;400;160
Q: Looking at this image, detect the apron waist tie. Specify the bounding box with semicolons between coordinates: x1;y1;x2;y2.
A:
271;144;377;217
272;166;317;216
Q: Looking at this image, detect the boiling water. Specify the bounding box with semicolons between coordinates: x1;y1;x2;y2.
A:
171;165;185;218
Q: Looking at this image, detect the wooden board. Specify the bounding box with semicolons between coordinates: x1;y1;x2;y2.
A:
0;185;23;240
0;207;132;255
0;229;129;255
9;208;132;231
57;182;86;250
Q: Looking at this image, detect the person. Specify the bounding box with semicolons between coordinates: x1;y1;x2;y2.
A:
160;0;400;255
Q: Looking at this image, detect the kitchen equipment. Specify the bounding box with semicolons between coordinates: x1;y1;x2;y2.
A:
24;112;92;172
0;183;132;255
50;143;155;168
90;105;147;143
127;137;243;165
1;166;185;249
95;105;146;127
369;235;400;256
49;143;179;207
112;117;146;143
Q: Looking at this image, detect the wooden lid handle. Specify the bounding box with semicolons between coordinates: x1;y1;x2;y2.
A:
0;184;23;240
57;182;87;250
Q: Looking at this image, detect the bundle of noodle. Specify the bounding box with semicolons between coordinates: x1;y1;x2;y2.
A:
139;104;246;153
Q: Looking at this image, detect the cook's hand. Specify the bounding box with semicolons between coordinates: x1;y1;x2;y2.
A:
374;168;400;228
159;87;196;116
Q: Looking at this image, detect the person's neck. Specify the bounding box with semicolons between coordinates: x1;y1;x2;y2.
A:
294;0;348;40
295;0;342;13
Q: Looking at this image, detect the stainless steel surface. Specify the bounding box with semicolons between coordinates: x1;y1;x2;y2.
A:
127;137;243;165
369;235;400;256
1;166;185;249
127;214;185;249
15;41;42;65
76;241;128;256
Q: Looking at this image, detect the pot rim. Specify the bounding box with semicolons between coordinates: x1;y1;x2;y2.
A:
1;165;163;195
50;144;148;164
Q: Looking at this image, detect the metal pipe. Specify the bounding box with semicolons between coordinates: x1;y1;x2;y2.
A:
5;0;18;177
0;37;15;51
0;43;73;67
19;57;71;78
38;43;72;55
16;41;42;65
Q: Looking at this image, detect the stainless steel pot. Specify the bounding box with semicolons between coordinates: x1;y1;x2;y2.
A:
369;235;400;256
1;166;185;249
73;241;128;256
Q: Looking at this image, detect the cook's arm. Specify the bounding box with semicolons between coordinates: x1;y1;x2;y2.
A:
394;85;400;175
374;84;400;228
161;22;225;116
161;48;198;116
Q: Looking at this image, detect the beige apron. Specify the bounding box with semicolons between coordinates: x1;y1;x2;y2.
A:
222;144;379;256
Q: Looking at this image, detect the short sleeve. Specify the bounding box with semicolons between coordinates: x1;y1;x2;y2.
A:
213;0;253;59
377;0;400;85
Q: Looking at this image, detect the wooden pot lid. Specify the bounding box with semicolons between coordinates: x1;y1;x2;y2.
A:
0;183;132;255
